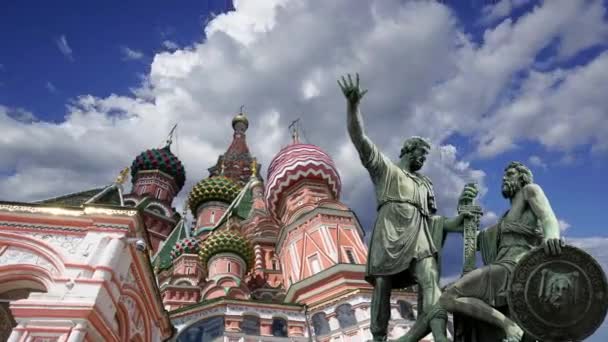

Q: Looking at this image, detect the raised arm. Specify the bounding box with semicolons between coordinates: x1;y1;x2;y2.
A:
338;73;373;158
523;183;563;255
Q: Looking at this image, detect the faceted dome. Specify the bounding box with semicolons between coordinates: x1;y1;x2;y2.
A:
188;176;241;215
170;237;200;260
131;145;186;191
265;143;341;218
199;230;255;270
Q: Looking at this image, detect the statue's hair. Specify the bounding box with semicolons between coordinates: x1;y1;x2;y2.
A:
505;161;534;186
400;136;431;158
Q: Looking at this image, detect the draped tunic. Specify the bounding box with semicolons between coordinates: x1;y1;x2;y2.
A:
361;142;445;289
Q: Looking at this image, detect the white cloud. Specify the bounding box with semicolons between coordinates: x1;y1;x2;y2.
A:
162;40;180;50
121;46;145;61
54;35;74;61
481;0;531;25
45;81;57;93
0;0;606;247
558;218;571;232
528;155;547;169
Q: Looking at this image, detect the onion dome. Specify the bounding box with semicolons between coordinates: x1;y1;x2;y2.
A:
266;143;341;218
232;112;249;132
188;176;241;215
170;237;200;260
131;145;186;191
199;230;255;269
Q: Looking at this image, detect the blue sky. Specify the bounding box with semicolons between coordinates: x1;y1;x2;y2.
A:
1;0;608;340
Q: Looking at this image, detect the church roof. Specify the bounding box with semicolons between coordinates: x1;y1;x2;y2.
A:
152;214;189;271
36;183;124;207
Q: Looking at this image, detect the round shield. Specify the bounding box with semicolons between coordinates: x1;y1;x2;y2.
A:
507;245;608;342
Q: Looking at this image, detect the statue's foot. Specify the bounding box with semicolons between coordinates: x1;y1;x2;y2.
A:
502;323;524;342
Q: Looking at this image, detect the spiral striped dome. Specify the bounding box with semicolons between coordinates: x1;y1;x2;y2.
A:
265;143;341;218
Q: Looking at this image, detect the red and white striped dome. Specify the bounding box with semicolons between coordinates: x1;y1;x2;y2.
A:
265;143;341;218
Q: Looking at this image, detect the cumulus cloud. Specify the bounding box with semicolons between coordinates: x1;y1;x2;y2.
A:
0;0;606;257
121;46;145;61
54;35;74;61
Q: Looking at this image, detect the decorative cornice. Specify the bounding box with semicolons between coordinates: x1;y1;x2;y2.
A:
0;220;83;232
284;263;366;302
0;202;138;217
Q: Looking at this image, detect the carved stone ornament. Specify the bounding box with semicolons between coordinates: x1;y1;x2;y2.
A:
507;245;608;341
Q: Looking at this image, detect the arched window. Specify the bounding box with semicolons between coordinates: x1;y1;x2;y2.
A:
398;300;416;320
241;315;260;336
312;312;330;336
176;316;225;342
272;317;288;337
147;204;168;216
335;303;357;329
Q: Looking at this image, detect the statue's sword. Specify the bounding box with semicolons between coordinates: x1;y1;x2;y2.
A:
458;183;483;275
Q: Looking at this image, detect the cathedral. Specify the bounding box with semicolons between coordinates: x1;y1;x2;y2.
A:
0;111;427;341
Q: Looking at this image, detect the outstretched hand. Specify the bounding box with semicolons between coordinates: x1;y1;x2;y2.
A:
338;73;368;106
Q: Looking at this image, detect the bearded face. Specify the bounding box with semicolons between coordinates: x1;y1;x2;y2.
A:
405;147;427;172
501;168;522;199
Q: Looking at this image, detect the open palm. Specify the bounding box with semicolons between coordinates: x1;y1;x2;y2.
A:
338;73;368;105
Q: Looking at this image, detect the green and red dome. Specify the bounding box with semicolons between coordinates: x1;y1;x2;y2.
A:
170;237;200;260
198;230;255;270
131;145;186;191
188;176;241;215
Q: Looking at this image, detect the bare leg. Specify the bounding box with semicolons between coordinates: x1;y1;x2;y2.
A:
440;290;523;341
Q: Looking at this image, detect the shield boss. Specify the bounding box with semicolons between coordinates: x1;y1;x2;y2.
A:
508;245;608;341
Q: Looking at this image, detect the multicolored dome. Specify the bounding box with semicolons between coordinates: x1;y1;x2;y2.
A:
199;230;255;269
131;145;186;191
170;237;200;260
265;143;341;218
188;176;241;215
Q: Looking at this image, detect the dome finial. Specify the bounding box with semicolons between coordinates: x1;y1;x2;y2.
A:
115;166;130;185
163;123;178;148
288;118;301;144
232;105;249;132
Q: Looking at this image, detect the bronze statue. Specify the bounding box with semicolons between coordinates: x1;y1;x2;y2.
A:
436;162;563;342
338;73;475;342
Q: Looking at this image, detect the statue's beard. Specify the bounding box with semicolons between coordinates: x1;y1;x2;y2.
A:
502;179;521;199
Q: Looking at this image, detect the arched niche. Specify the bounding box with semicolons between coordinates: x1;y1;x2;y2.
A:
177;316;225;342
272;317;288;337
241;315;260;336
335;303;357;329
312;312;330;336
